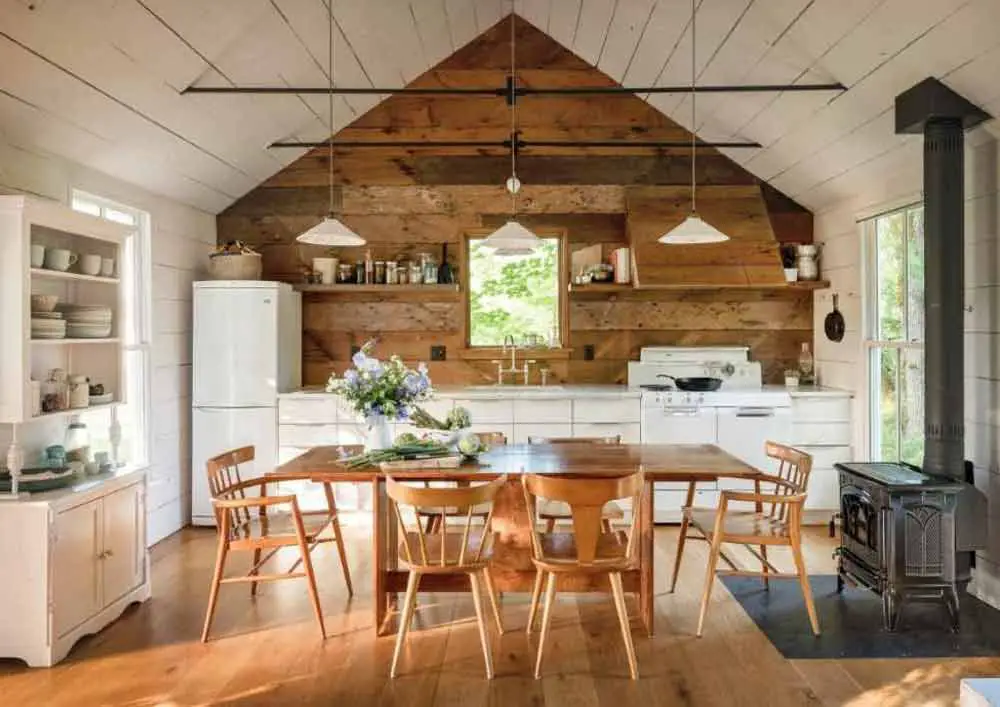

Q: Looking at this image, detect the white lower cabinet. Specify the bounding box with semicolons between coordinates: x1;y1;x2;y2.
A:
0;469;150;667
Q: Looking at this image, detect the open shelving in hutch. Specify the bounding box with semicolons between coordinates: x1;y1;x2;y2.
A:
0;195;130;497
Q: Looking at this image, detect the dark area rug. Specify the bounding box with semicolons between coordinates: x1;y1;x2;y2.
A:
720;574;1000;659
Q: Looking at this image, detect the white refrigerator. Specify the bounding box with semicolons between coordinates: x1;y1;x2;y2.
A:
191;280;301;526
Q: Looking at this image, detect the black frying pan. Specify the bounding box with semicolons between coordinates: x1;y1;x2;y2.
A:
656;374;723;392
825;293;846;342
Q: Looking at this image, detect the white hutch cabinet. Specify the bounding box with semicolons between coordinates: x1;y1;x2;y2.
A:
0;195;150;666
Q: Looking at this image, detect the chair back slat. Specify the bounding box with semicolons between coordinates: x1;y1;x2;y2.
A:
527;435;622;445
386;475;507;569
522;472;643;567
764;441;812;521
206;446;258;539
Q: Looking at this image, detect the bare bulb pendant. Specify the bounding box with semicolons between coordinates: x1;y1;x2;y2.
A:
505;175;522;195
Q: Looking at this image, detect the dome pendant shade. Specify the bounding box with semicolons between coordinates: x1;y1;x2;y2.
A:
296;215;366;246
658;213;729;244
482;219;539;254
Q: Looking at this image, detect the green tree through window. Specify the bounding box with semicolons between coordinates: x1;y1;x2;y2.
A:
468;238;560;346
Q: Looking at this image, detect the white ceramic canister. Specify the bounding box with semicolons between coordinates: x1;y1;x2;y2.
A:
795;244;820;281
312;257;338;285
68;374;90;409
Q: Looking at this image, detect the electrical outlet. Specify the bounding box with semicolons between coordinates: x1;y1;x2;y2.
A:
584;344;595;361
430;345;446;361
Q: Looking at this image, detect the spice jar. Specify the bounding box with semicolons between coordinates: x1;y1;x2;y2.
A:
419;252;438;284
408;261;423;285
397;262;410;285
374;261;386;285
337;263;353;283
386;261;399;285
354;261;365;285
69;374;90;409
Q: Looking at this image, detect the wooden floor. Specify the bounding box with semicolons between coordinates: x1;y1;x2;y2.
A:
1;521;998;706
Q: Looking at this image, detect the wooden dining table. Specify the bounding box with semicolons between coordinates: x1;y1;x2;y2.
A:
274;442;764;636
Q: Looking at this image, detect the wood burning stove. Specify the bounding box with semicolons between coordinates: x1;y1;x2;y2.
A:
835;462;964;631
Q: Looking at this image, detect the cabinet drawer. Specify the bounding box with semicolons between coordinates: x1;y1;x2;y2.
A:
278;424;340;448
513;424;573;444
573;397;640;424
452;399;515;425
278;396;339;424
513;398;571;424
791;422;851;446
572;422;641;443
792;397;851;422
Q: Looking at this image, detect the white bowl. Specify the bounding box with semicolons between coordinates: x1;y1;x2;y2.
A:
31;294;58;312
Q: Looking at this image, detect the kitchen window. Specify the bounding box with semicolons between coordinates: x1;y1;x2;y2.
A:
863;204;924;465
466;234;564;347
72;191;152;467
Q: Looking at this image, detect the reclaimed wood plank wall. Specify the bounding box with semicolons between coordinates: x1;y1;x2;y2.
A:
217;17;814;387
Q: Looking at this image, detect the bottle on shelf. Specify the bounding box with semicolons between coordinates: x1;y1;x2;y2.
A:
363;249;374;285
798;342;814;384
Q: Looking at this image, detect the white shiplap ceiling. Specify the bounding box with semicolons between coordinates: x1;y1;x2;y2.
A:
0;0;998;214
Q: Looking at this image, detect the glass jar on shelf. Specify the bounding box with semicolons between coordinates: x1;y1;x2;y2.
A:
419;252;438;284
408;260;423;285
64;419;91;464
68;374;90;409
42;368;68;413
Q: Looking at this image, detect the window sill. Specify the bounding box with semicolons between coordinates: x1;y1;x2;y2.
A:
458;347;573;361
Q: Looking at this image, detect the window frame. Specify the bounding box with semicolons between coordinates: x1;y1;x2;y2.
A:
461;228;570;351
862;202;924;464
71;189;153;467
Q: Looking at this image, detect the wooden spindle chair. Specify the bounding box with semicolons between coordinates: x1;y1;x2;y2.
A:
201;446;353;642
386;474;508;679
527;435;626;533
521;471;644;680
674;442;819;636
416;431;507;533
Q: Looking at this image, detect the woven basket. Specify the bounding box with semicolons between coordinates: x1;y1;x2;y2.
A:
208;253;262;280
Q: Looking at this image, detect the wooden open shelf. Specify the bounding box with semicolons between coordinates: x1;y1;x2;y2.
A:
32;401;122;421
569;280;830;294
295;283;461;296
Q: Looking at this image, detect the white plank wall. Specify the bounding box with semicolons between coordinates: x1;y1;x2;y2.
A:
0;133;215;547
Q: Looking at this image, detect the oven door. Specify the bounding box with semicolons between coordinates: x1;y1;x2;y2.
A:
642;405;719;522
716;406;792;490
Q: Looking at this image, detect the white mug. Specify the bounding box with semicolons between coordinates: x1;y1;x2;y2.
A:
30;244;45;268
44;248;77;272
79;254;102;276
100;257;115;277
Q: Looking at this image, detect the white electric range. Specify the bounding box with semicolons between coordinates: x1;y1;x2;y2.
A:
628;347;792;522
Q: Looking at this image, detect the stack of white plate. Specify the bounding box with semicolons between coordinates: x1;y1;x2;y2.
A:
60;305;113;339
31;312;66;339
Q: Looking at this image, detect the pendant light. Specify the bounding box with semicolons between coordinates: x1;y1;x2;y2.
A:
659;0;729;245
296;0;364;247
483;7;539;255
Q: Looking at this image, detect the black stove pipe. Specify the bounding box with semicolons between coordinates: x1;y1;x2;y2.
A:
922;117;966;482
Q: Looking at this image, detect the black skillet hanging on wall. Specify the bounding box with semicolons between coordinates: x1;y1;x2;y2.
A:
824;293;846;342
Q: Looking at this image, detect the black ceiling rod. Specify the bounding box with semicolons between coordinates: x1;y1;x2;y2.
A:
184;82;845;97
518;82;846;96
268;138;762;149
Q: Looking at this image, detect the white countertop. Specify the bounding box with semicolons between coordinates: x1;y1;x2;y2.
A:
281;384;849;400
280;384;641;400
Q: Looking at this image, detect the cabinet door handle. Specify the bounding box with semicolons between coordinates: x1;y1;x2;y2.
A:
735;407;776;418
105;548;114;558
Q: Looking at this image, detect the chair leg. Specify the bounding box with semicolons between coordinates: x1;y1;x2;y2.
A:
696;536;724;638
544;518;556;533
609;571;638;680
790;536;821;636
200;535;229;643
250;547;262;597
526;569;544;634
534;572;558;679
294;524;326;640
468;571;495;680
423;513;436;534
482;567;504;635
390;570;421;678
760;544;770;590
331;516;354;596
670;514;690;593
602;518;613;533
